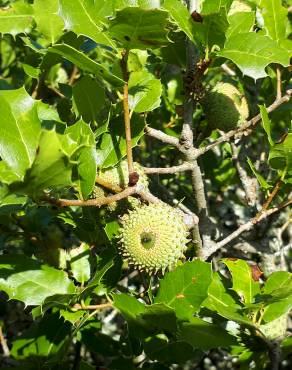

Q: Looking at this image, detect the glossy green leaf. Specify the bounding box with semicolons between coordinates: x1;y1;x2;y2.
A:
48;44;124;86
269;133;292;174
10;313;71;360
96;114;144;168
155;260;212;319
201;0;233;14
144;337;199;364
227;11;255;39
260;105;274;146
58;0;115;48
163;0;195;42
73;75;106;123
108;7;170;49
259;0;288;44
114;294;178;337
218;33;290;79
179;318;237;350
0;88;41;180
69;243;91;284
262;272;292;322
0;254;75;306
203;272;253;326
33;0;64;44
194;7;229;49
128;70;162;112
22;130;73;195
222;259;260;305
246;157;271;190
0;0;33;36
77;147;97;199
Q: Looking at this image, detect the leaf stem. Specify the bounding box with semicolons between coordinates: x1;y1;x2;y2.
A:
121;49;135;184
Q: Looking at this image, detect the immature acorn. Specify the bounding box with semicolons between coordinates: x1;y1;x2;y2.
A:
98;159;149;189
202;82;249;132
118;203;189;274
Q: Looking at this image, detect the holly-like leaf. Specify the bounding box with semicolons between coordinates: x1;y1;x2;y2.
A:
201;0;233;14
0;254;75;306
246;157;271;190
144;337;200;364
218;32;290;79
260;105;274;146
203;272;253;326
128;70;162;112
21;130;73;195
58;0;115;48
163;0;195;43
222;259;260;305
96;114;145;168
10;313;71;360
0;0;34;36
33;0;64;44
77;147;97;199
226;11;255;39
73;75;106;123
262;272;292;322
269;133;292;176
108;7;170;49
155;260;212;320
0;88;41;180
69;243;91;284
196;7;229;49
48;44;124;86
259;0;288;44
179;318;237;350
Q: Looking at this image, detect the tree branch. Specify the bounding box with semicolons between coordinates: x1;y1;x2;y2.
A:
143;162;193;174
43;187;137;207
202;197;292;259
145;126;180;147
96;175;123;193
231;141;257;206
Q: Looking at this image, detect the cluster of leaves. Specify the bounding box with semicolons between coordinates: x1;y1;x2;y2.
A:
0;0;291;369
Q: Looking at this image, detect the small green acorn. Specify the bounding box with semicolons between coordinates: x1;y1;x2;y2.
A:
118;203;189;274
98;159;149;189
202;82;249;132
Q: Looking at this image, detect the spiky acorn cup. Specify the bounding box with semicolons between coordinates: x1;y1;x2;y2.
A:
202;82;249;132
118;203;189;274
99;160;149;189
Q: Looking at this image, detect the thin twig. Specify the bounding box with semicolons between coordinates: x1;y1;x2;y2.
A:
43;187;137;207
253;179;282;223
73;302;112;311
121;49;135;179
68;65;79;86
96;175;123;193
0;326;10;357
231;142;257;206
143;162;193;174
202;198;292;259
145;126;180;147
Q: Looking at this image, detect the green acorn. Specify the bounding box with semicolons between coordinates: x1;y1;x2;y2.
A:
259;314;288;340
98;160;149;189
92;185;141;214
202;82;249;132
118;203;189;274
